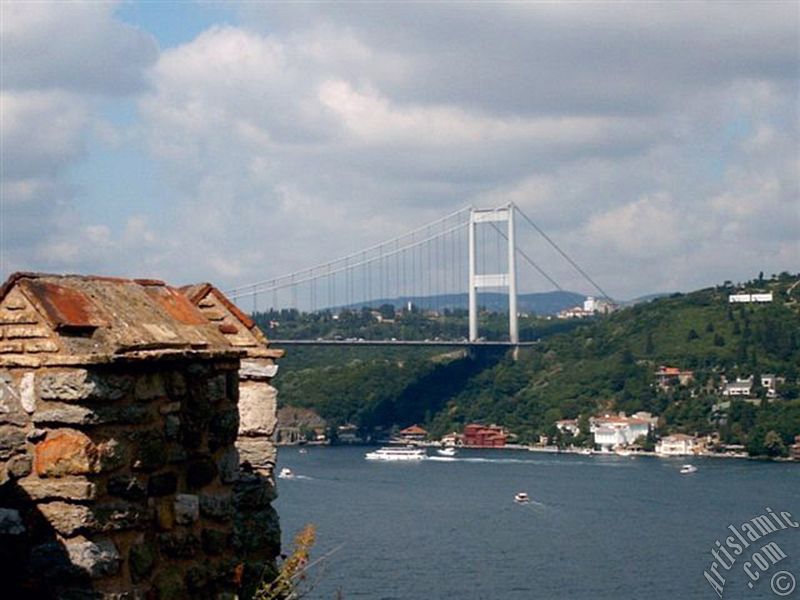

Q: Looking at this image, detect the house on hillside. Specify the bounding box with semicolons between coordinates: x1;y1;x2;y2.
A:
760;374;779;399
558;296;618;319
729;293;773;303
722;376;754;397
655;366;694;389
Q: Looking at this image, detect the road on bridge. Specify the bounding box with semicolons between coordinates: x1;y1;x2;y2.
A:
268;339;540;347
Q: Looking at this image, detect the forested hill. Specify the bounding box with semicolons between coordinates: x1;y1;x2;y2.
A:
273;272;800;456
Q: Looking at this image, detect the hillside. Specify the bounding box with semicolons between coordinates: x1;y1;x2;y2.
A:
301;290;586;317
273;272;800;456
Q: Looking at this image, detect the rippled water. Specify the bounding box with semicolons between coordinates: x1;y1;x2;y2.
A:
275;447;800;599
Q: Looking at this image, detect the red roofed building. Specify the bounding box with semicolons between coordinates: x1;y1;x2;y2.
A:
655;365;694;389
399;424;428;442
463;424;507;447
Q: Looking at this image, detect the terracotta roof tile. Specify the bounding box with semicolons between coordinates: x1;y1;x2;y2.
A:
0;272;234;358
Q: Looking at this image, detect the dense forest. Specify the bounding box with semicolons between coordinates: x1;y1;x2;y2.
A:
266;272;800;457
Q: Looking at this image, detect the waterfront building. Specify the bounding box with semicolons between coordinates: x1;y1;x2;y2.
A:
555;419;580;435
338;423;362;443
440;432;462;446
590;413;653;450
656;433;699;456
398;424;428;443
463;424;507;447
790;435;800;461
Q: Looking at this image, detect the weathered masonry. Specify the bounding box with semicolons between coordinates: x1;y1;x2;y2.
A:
180;284;280;477
0;273;283;598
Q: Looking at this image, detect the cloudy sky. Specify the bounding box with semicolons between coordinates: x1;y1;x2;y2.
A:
1;1;798;301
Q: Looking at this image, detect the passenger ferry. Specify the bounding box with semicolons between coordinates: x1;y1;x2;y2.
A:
365;446;427;461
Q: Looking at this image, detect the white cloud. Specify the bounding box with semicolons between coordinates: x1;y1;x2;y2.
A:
0;2;159;278
2;3;797;299
1;91;88;181
1;1;157;95
584;193;684;258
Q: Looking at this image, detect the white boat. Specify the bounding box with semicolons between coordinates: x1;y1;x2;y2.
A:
514;492;530;504
437;447;457;457
365;446;427;461
680;464;698;474
615;448;632;457
278;467;295;479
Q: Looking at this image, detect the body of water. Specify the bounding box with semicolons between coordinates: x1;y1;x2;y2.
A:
275;447;799;599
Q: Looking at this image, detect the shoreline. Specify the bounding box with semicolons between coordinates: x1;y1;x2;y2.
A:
278;440;796;462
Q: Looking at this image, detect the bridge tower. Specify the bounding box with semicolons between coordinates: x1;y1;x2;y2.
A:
468;204;518;344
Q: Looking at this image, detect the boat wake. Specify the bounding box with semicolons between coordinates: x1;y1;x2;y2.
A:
522;497;546;508
278;475;314;481
426;456;555;466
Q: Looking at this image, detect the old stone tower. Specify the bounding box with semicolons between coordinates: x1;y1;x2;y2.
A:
0;273;282;598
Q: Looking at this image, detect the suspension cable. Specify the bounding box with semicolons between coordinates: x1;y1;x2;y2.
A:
513;203;614;302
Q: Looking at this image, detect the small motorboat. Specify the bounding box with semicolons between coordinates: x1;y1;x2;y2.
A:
680;464;698;474
298;448;308;454
437;447;457;457
278;467;295;479
514;492;530;504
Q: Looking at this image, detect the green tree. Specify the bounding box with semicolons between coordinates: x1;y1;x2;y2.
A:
634;432;656;452
644;332;654;354
763;430;787;457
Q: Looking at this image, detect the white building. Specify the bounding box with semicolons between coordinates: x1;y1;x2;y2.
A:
590;413;653;450
656;434;699;456
761;374;778;398
558;297;617;319
584;296;617;315
729;293;773;303
722;376;753;397
555;419;580;436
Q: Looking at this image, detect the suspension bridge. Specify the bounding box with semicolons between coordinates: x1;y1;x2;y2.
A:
227;203;611;347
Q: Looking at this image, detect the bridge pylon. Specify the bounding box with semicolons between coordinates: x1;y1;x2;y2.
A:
468;204;519;345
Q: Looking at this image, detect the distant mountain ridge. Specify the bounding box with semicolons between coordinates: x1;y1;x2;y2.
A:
340;290;586;316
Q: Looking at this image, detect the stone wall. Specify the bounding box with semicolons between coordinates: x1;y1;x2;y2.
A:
236;359;279;475
0;358;279;598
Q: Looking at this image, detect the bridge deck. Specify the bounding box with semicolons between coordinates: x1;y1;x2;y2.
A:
268;339;539;347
